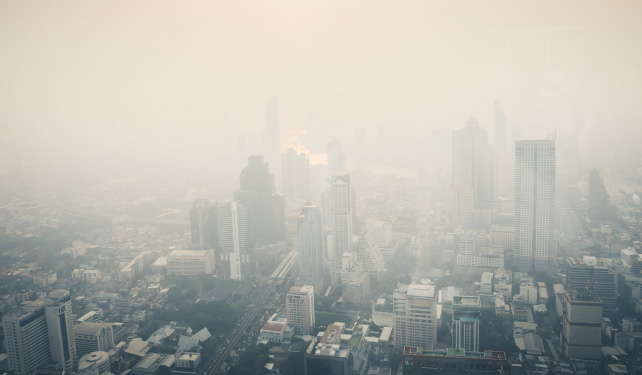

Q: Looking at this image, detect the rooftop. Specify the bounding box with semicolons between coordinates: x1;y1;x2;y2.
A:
407;283;435;298
169;250;212;257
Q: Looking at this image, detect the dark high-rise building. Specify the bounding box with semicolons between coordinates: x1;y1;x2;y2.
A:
235;156;285;241
588;169;617;228
282;148;310;201
240;155;275;194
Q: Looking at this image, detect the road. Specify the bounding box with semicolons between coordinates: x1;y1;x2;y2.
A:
203;279;278;375
201;252;298;374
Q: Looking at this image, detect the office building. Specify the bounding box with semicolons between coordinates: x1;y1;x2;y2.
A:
513;140;556;273
447;186;474;224
304;341;352;375
452;117;496;203
565;256;617;318
393;282;438;350
77;352;110;375
282;148;310;201
490;226;513;251
189;199;217;251
452;296;481;352
327;140;347;177
44;290;76;374
2;290;76;375
588;169;618;228
494;101;507;158
458;232;476;255
235;155;285;241
217;201;251;280
166;250;215;276
331;175;353;284
400;346;508;375
356;232;383;276
297;204;324;293
370;220;392;248
561;290;602;360
74;322;114;358
340;251;370;305
286;285;315;335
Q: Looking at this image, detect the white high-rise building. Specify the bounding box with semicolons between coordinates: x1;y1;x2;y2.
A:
297;204;324;293
217;201;250;280
331;175;353;284
2;290;76;375
514;140;556;273
286;285;315;335
393;282;438;350
74;322;114;358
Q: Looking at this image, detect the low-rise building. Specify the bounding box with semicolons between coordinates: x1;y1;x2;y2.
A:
166;250;215;276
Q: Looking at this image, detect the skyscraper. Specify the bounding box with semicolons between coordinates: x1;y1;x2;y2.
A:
331;175;353;284
265;95;280;167
2;290;76;375
514;140;556;273
327;140;347;177
217;201;250;280
45;290;77;373
493;101;507;158
235;156;285;241
452;117;489;199
286;285;315;335
588;169;618;228
452;296;481;352
450;118;496;225
189;199;217;251
282;148;310;201
297;204;324;293
393;282;438;350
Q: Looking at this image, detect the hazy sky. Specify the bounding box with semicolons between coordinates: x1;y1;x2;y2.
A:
1;0;641;165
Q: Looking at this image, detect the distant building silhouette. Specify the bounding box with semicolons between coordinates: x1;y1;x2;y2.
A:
327;140;347;177
493;101;507;158
235;156;285;241
264;95;280;167
588;169;618;228
282;148;310;201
